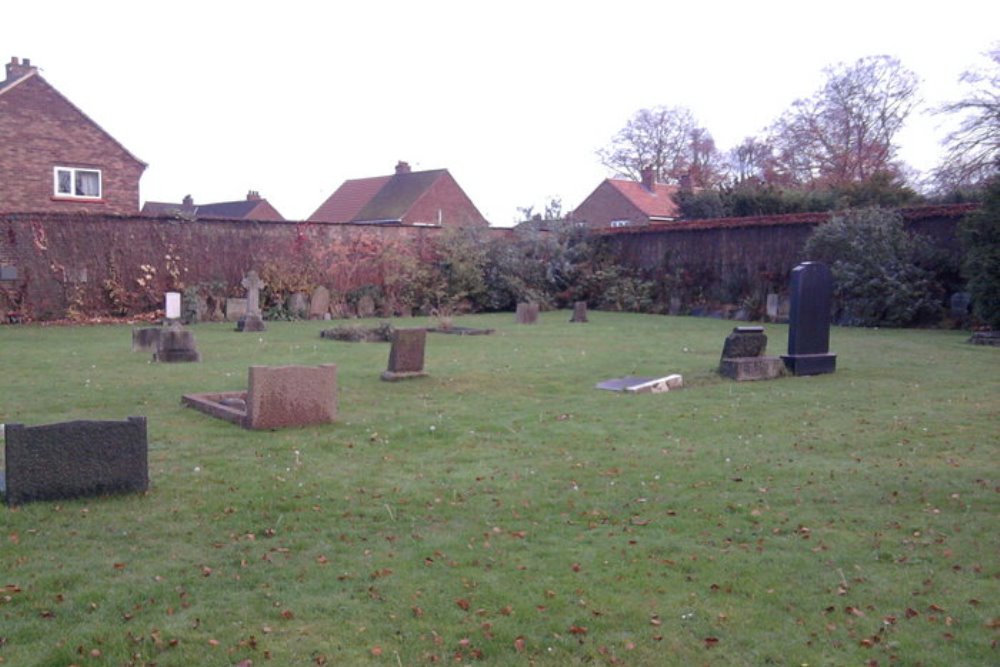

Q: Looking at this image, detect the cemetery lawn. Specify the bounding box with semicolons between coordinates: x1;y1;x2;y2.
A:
1;312;997;667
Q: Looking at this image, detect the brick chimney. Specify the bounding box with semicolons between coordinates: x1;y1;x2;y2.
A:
640;166;655;191
247;190;261;201
182;194;194;207
395;161;411;175
5;57;37;84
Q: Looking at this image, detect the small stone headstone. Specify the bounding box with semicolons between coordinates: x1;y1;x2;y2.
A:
226;298;247;322
287;292;309;319
310;286;331;320
570;301;588;323
516;302;539;324
720;326;767;360
950;292;971;318
381;328;428;381
781;262;837;375
719;326;784;381
668;296;682;316
766;293;780;321
357;294;377;318
165;291;181;321
154;324;201;362
132;326;161;352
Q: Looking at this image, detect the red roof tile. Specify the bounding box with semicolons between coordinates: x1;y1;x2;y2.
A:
308;176;392;223
607;179;681;220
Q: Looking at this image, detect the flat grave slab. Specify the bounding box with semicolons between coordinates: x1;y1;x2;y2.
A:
596;374;683;393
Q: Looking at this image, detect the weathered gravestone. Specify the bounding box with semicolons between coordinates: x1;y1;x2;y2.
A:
718;326;785;381
570;301;588;323
516;302;539;324
182;364;338;430
236;270;267;332
310;286;331;320
132;326;161;352
154;323;201;362
225;297;248;322
381;328;428;381
2;417;148;506
781;262;837;375
356;294;377;319
287;292;309;319
950;292;971;319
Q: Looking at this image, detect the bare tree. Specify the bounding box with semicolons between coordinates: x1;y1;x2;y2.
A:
768;55;920;188
933;46;1000;190
725;136;777;185
597;106;722;186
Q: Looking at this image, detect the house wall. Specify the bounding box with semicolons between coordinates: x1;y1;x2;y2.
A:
571;181;647;228
0;76;145;214
405;173;489;227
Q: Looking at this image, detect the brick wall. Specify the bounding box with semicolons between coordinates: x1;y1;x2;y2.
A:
0;76;145;214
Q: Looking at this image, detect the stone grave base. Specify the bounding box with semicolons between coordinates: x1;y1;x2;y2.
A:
236;313;267;332
596;374;683;394
968;331;1000;346
183;364;337;430
781;353;837;376
719;356;785;381
380;370;429;382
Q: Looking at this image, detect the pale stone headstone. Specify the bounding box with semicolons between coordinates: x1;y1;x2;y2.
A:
309;286;331;320
165;292;181;320
226;298;247;322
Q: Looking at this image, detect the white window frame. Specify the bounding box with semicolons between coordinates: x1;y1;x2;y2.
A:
610;219;631;228
53;167;102;200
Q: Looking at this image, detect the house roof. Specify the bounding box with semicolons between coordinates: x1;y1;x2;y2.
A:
309;168;452;224
309;176;392;223
1;64;147;169
142;194;285;221
605;179;681;220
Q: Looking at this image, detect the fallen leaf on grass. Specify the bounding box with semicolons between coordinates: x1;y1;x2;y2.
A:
568;625;588;635
514;636;526;652
456;598;471;611
704;637;719;647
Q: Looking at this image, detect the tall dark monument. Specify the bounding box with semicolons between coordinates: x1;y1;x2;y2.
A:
782;262;837;375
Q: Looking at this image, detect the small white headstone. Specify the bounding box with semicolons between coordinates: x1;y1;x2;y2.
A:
165;292;182;319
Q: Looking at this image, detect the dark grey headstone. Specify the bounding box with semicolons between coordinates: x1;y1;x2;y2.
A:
154;326;201;362
721;326;767;360
236;313;266;332
782;262;837;375
381;328;428;381
950;292;971;317
3;417;148;506
570;301;588;323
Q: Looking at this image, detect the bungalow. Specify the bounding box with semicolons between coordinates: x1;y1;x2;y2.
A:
571;167;681;228
0;57;146;214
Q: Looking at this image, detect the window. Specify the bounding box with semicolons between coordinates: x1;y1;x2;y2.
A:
610;219;631;228
54;167;102;199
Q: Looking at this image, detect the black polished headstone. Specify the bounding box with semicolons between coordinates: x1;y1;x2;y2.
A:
782;262;837;375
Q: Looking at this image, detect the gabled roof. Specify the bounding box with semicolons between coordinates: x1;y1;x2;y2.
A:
196;200;267;219
1;66;147;169
142;194;285;221
309;167;452;224
605;179;681;220
309;176;392;223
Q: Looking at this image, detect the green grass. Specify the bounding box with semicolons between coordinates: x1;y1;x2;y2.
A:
1;312;997;666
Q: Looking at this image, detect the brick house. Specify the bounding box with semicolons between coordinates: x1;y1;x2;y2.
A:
309;161;489;227
142;191;285;221
571;167;681;228
0;57;146;214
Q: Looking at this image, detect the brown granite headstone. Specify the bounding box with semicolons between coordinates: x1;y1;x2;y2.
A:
245;364;338;429
570;301;588;323
381;328;428;381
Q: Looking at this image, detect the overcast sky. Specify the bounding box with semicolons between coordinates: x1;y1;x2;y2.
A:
4;1;998;225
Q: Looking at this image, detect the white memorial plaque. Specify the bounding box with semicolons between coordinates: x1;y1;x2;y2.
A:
165;292;181;319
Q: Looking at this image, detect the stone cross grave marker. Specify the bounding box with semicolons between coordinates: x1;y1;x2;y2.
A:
781;262;837;375
236;270;267;332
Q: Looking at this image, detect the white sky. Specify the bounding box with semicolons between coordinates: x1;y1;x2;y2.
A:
4;1;998;225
